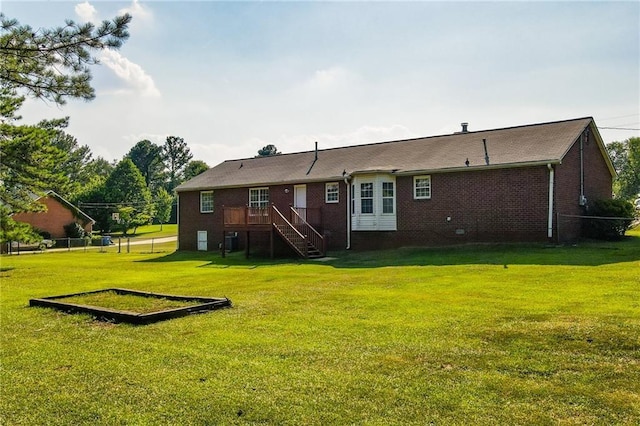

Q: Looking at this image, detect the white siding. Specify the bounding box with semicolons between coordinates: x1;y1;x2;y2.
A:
351;174;397;231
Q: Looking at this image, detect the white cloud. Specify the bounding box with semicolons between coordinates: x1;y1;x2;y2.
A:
75;1;98;23
99;50;161;98
296;66;359;95
118;0;154;29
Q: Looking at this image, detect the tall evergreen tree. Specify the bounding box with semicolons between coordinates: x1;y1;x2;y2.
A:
0;12;131;241
126;139;164;191
103;158;153;235
0;12;131;104
162;136;192;192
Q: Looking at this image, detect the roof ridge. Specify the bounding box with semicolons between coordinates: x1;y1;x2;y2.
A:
223;117;594;162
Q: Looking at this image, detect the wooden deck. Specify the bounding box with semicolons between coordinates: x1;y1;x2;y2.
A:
221;206;325;258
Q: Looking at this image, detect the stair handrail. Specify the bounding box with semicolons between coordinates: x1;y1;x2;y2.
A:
290;206;324;256
271;205;308;257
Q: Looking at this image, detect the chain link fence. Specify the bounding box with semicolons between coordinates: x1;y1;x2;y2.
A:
4;236;177;255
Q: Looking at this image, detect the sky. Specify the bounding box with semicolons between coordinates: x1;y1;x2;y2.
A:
2;0;639;167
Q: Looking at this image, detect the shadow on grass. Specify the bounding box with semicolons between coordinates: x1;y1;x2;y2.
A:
140;235;640;268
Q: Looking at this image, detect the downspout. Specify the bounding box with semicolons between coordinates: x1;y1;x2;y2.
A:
344;173;351;250
176;193;180;250
579;130;587;206
547;163;554;240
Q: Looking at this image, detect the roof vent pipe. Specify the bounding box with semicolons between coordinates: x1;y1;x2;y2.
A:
483;138;490;165
461;122;469;133
315;141;318;161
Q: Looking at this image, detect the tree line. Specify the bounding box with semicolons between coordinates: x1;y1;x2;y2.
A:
0;11;637;244
0;12;208;243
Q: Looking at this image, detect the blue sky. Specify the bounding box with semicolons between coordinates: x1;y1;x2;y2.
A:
3;1;639;166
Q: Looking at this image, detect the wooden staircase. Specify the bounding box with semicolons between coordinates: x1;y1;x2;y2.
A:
272;206;325;259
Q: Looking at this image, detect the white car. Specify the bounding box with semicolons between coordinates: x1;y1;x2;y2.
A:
11;239;55;251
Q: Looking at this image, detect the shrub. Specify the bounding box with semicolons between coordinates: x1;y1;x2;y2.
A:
583;199;637;240
64;222;86;239
36;229;52;240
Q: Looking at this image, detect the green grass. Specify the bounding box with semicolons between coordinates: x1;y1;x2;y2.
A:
108;223;177;239
59;291;200;314
1;230;639;425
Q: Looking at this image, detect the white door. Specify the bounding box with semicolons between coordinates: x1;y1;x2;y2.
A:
197;231;207;251
294;185;307;220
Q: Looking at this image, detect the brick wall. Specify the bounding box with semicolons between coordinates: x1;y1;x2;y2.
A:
178;134;613;253
178;182;348;252
12;196;87;238
554;128;613;242
352;166;551;249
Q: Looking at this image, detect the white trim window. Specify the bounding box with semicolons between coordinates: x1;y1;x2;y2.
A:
249;187;269;208
200;191;214;213
360;182;374;214
414;175;432;199
325;182;339;203
351;174;397;231
382;181;394;214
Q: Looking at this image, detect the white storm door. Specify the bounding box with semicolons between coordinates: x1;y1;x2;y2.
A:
294;185;307;220
197;231;207;251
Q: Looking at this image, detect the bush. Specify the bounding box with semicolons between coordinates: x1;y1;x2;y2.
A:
64;222;86;239
583;199;637;240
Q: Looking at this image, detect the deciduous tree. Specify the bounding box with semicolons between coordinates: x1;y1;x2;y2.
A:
257;144;280;157
607;137;640;200
154;187;173;231
183;160;209;181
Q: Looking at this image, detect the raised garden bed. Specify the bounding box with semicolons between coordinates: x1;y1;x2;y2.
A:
29;288;231;325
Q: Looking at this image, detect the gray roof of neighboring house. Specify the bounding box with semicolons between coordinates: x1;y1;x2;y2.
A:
176;117;614;192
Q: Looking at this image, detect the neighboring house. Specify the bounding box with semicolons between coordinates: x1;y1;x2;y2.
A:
176;117;614;257
11;191;95;238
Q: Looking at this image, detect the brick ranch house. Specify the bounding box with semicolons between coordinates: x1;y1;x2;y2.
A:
11;190;95;238
176;117;614;257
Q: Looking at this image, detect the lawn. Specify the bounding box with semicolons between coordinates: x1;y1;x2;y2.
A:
1;231;639;425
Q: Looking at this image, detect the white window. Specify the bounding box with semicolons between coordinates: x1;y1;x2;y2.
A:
249;187;269;208
382;182;394;214
414;175;431;199
351;184;355;216
200;191;214;213
360;182;374;214
325;182;339;203
351;174;397;231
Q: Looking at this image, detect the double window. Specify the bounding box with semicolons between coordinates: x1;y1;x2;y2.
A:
200;191;214;213
325;182;339;203
414;175;431;199
249;187;269;208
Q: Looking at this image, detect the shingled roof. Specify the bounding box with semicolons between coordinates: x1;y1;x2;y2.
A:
176;117;613;192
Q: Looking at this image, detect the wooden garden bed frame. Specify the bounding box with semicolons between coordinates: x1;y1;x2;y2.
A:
29;288;231;325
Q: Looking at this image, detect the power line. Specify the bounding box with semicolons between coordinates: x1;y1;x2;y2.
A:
598;126;640;131
598;113;639;121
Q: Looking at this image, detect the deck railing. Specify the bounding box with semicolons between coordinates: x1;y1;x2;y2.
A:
272;205;308;257
223;206;271;226
290;207;325;256
222;205;324;257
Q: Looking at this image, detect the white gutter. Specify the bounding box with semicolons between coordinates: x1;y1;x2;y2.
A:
344;174;351;250
547;163;554;240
